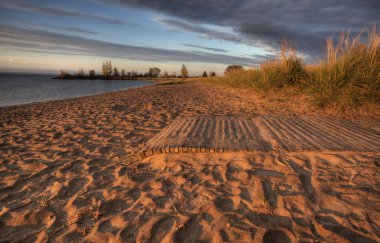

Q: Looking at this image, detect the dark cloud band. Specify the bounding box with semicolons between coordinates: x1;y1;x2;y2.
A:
112;0;380;61
182;44;227;53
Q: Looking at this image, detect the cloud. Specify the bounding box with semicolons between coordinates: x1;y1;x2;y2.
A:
182;44;227;53
1;0;131;25
110;0;380;61
0;25;260;66
64;27;97;35
25;24;99;35
29;24;99;35
249;53;277;61
154;17;244;44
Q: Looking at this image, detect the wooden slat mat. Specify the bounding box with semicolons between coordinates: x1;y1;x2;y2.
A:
256;115;380;152
140;115;380;157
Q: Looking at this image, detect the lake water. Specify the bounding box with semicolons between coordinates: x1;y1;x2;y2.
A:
0;74;153;107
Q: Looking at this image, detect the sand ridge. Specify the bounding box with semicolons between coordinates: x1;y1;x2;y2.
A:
0;82;379;242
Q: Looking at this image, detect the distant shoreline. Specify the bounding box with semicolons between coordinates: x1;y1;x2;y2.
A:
54;75;153;81
54;75;197;82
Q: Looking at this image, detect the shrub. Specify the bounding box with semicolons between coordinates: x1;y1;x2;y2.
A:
224;65;244;75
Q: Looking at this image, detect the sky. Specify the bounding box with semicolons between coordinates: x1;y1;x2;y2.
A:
0;0;379;75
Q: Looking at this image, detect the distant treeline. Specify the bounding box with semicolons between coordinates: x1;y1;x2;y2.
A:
56;61;217;80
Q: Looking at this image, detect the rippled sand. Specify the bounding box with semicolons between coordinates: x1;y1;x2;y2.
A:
0;82;379;242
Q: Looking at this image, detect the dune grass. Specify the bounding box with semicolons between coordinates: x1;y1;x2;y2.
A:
218;40;308;91
208;27;380;112
309;26;380;108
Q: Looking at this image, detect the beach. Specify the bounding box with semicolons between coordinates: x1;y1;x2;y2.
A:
0;82;379;242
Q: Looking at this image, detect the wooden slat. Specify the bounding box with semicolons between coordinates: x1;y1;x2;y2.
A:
139;115;380;158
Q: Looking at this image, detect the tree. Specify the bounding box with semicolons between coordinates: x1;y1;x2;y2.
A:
181;64;188;78
102;61;113;76
89;69;96;77
77;68;85;77
107;62;113;76
101;62;107;76
209;71;216;77
113;67;120;78
163;71;169;78
121;69;126;77
147;67;161;77
224;64;243;74
131;71;138;77
59;70;69;78
202;71;208;77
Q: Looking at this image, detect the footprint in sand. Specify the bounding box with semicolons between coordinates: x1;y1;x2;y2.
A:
263;230;291;243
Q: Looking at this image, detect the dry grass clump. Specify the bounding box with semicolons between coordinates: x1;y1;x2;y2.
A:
309;26;380;108
207;26;380;112
221;69;261;89
221;40;308;90
261;40;308;88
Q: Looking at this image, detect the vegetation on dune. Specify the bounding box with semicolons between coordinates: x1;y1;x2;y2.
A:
309;26;380;108
219;42;308;90
207;26;380;111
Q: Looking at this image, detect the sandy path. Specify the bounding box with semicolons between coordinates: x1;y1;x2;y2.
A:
0;82;379;242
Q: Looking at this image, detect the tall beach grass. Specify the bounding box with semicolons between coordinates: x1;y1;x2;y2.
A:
220;40;308;90
209;26;380;111
309;26;380;108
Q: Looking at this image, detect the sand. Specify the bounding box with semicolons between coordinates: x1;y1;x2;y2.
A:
0;82;379;242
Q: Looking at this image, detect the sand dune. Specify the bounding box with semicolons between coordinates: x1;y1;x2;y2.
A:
0;83;379;242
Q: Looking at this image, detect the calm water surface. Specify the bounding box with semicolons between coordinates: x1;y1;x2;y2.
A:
0;74;153;107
